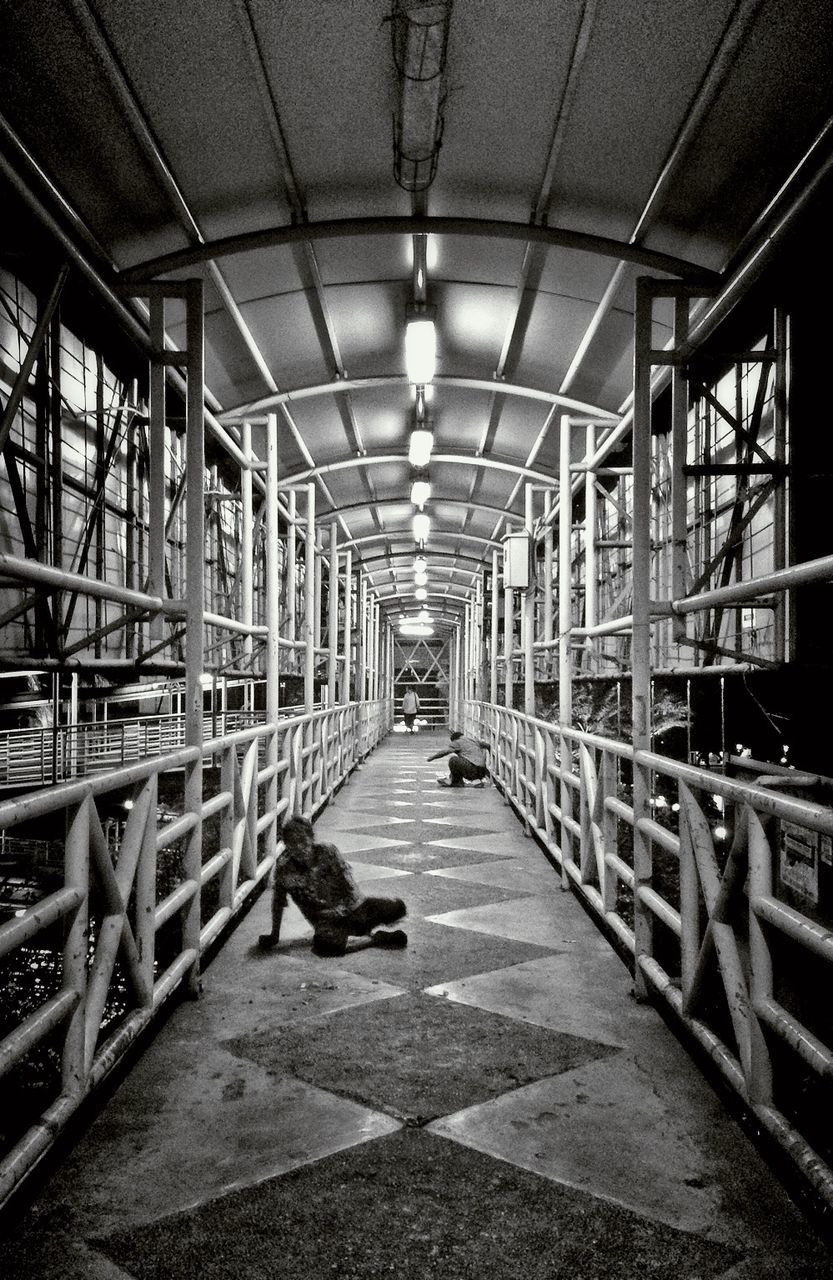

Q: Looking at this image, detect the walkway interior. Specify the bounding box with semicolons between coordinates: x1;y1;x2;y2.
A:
3;731;833;1279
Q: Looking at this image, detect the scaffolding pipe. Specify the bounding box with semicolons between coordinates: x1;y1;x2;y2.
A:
182;279;205;999
304;484;316;713
490;548;499;705
328;522;338;705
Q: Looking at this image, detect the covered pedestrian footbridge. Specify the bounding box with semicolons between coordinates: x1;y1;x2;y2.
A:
2;0;833;1266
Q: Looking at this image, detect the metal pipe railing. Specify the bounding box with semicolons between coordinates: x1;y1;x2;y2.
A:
0;696;392;1210
461;697;833;1211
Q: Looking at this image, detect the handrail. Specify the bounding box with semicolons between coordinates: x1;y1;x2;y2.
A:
462;697;833;1210
0;696;392;1209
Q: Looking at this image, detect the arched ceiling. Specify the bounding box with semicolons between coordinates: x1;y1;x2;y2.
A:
2;0;832;632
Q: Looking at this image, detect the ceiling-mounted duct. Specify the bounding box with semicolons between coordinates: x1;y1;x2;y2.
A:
390;1;452;192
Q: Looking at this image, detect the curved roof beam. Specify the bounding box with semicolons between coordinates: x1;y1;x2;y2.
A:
121;215;718;284
339;522;501;552
222;373;619;423
278;452;560;492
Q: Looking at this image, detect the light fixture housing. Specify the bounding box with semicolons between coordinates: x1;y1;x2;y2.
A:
408;428;434;468
413;511;430;544
405;308;437;385
414;586;427;601
410;477;431;509
414;554;427;574
414;570;428;586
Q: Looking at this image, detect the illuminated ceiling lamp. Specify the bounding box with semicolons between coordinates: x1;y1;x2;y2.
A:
390;1;452;193
414;586;428;601
410;474;431;508
414;570;428;586
408;422;434;467
413;511;430;545
399;620;434;636
414;554;427;574
405;305;437;385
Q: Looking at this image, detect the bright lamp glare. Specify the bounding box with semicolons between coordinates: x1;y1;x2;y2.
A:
399;621;434;636
414;587;428;601
414;555;427;574
408;429;433;468
405;318;436;385
413;512;430;543
414;570;428;586
418;609;430;621
410;478;431;508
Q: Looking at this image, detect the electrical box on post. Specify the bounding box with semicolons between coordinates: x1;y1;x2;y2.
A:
503;531;531;590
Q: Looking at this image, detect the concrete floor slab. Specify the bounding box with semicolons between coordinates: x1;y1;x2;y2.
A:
429;893;582;948
36;1052;401;1238
427;831;529;856
427;856;562;893
430;1052;818;1251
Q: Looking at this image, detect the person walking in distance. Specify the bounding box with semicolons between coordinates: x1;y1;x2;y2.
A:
402;686;420;733
428;729;490;788
258;815;407;955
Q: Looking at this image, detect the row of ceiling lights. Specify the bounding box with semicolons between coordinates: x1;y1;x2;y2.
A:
399;308;437;635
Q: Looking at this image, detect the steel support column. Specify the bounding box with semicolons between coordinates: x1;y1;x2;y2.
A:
328;521;338;705
183;279;205;997
265;412;281;854
304;483;316;712
632;280;655;998
523;483;536;717
490;547;499;705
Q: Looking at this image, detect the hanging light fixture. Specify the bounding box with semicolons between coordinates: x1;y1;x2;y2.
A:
414;569;428;586
408;425;434;467
410;474;431;508
414;554;427;574
405;306;437;384
413;511;430;544
414;586;428;601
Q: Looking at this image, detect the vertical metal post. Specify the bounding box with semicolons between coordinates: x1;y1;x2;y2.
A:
265;412;281;855
543;490;554;679
671;294;689;647
342;547;353;702
125;409;137;658
287;489;297;671
148;295;166;646
328;521;338;705
304;483;316;712
558;415;574;888
524;482;536;718
241;421;254;705
474;574;483;701
357;570;366;701
62;798;90;1093
490;547;499;705
632;279;655;998
314;526;323;669
583;428;597;671
183;279;205;997
503;556;513;711
772;306;789;662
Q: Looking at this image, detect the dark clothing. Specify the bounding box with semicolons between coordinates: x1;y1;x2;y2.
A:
273;839;405;955
311;895;407;955
449;754;488;785
273;840;361;924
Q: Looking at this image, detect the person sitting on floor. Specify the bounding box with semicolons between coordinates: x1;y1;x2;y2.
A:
427;730;490;788
258;814;407;955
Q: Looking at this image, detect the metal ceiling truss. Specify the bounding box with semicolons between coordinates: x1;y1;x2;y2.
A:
122;216;718;285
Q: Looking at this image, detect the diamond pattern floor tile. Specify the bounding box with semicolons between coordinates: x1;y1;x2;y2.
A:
90;1131;745;1280
225;991;618;1123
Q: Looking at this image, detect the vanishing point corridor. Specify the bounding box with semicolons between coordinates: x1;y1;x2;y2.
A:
3;731;831;1279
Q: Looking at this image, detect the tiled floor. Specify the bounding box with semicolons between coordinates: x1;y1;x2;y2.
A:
3;731;833;1278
